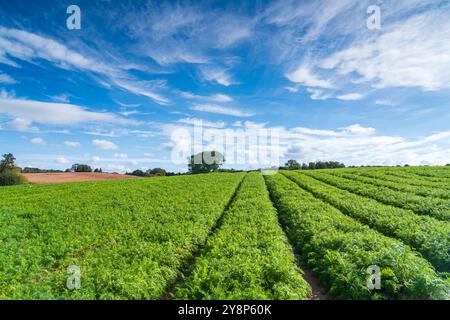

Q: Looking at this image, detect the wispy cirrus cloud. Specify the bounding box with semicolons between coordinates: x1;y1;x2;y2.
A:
190;104;254;117
0;97;137;126
0;72;16;84
177;117;226;129
180;91;233;103
273;1;450;99
0;26;170;105
199;66;236;86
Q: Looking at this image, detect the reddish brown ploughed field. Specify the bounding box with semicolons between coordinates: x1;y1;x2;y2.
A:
22;172;138;184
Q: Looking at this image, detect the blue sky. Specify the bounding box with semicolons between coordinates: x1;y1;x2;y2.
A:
0;0;449;172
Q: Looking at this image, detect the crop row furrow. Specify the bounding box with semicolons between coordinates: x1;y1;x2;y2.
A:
344;170;450;197
335;171;450;200
174;172;312;300
301;171;449;221
0;173;245;299
264;173;448;299
281;171;450;271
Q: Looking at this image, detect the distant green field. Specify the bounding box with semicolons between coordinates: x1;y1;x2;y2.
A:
0;167;449;300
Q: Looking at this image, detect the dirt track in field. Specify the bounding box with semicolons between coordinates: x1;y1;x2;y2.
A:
23;172;138;184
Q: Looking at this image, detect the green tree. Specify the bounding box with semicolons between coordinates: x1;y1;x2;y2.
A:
71;164;92;172
285;159;301;170
0;153;16;173
129;169;146;177
148;168;166;176
188;151;225;174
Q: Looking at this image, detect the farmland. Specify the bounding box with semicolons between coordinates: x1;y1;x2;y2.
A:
0;167;449;300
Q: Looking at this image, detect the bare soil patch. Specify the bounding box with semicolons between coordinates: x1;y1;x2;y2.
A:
23;172;138;184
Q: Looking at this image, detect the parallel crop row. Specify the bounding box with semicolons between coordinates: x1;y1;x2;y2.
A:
0;173;245;299
265;173;448;299
281;171;450;271
402;168;450;180
377;170;450;188
346;170;450;198
334;171;449;200
175;172;311;300
302;171;450;221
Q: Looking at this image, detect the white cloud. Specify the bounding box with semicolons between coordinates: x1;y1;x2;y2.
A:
307;88;332;100
180;92;233;103
0;97;136;128
337;93;364;101
340;124;375;136
286;65;334;89
105;164;131;174
0;117;39;132
0;73;17;84
285;86;299;93
0;27;169;105
56;156;69;164
50;94;70;103
30;137;46;145
114;153;128;159
91;156;101;163
375;100;395;106
178;117;226;128
319;9;450;91
64;141;80;148
92;139;118;150
199;67;235;86
191;104;254;117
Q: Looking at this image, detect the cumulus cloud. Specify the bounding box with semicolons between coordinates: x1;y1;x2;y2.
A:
114;153;128;159
337;93;364;101
30;137;46;145
0;117;39;132
92;139;118;150
64;141;81;148
161;121;450;167
56;156;69;164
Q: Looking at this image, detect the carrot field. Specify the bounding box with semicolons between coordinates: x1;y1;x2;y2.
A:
0;167;449;300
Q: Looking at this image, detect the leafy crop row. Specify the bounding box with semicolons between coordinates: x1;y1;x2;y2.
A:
175;172;311;300
401;168;450;180
302;171;449;221
281;171;450;271
265;173;449;299
370;169;450;188
340;170;450;199
0;173;245;299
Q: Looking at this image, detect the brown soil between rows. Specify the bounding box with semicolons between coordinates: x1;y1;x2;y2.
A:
23;172;138;184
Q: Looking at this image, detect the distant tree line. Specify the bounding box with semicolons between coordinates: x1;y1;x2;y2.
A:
126;168;175;177
22;167;64;173
282;160;346;170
